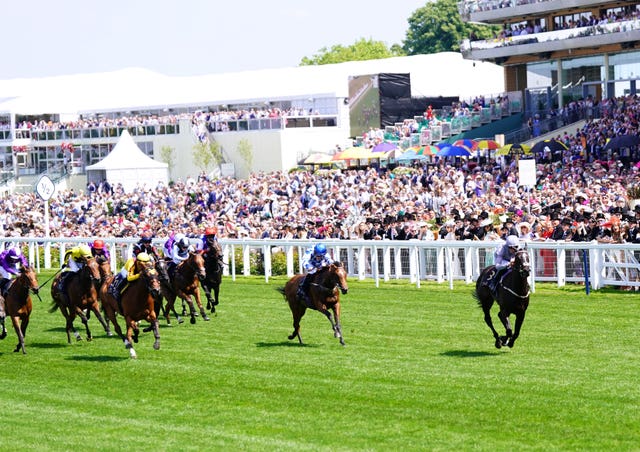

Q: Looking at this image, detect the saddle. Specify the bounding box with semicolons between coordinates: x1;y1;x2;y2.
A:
485;267;512;298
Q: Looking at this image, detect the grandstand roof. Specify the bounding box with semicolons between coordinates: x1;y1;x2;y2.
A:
0;53;504;115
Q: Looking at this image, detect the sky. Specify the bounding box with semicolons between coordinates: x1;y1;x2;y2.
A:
2;0;429;80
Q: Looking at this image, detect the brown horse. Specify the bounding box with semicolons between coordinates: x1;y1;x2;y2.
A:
277;262;349;346
152;258;184;325
201;245;223;313
473;249;531;349
163;252;209;324
50;257;112;343
99;260;162;358
0;266;40;354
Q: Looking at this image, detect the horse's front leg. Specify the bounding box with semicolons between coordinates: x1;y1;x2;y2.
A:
90;303;111;337
320;308;344;346
178;292;197;324
150;317;160;350
11;316;26;354
124;320;137;359
0;316;6;340
193;288;210;321
508;311;526;348
497;310;513;347
77;307;93;342
331;304;345;346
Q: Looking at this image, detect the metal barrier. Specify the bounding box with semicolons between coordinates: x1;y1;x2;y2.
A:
6;237;640;291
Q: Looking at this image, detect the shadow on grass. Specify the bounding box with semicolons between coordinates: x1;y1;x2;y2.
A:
255;341;319;348
67;355;128;362
29;342;68;349
441;349;501;358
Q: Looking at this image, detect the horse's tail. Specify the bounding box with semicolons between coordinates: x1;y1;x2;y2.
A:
471;288;482;307
48;299;60;314
275;286;285;297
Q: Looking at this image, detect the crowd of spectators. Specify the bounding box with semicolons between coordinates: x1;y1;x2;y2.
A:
2;93;640;251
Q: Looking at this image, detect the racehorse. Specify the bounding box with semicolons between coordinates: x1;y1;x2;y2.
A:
277;262;349;346
201;245;223;313
0;265;40;354
142;258;184;328
473;249;531;349
99;260;162;358
163;252;209;324
50;257;112;343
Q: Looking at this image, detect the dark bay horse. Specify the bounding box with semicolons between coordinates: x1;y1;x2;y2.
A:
277;262;349;346
50;257;112;343
0;266;40;354
473;249;531;349
99;260;162;358
163;252;209;325
201;245;223;313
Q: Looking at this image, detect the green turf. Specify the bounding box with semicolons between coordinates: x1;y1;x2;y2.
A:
0;274;638;451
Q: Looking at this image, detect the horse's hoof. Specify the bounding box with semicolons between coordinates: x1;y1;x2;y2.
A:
106;331;114;337
288;334;295;340
507;341;515;348
190;317;196;325
87;337;92;342
494;339;502;349
181;309;187;316
0;332;6;340
202;314;210;321
142;326;153;333
178;318;184;324
153;343;160;350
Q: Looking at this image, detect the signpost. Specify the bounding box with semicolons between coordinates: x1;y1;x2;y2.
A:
36;175;55;268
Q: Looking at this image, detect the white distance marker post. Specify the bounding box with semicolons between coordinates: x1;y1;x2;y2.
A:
35;175;55;268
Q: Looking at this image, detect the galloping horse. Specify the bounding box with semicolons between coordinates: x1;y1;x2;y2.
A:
277;262;349;346
201;245;223;313
473;249;531;349
50;257;112;342
163;252;209;324
100;260;161;358
0;266;40;354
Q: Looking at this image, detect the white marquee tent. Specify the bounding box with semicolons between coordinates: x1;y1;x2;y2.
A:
85;130;168;192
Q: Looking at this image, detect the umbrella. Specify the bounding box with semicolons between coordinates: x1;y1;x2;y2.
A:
333;146;381;161
411;145;438;156
496;143;532;156
436;145;472;157
474;139;500;150
530;139;568;155
603;134;640;150
372;141;398;153
303;153;334;164
452;139;477;151
397;149;427;161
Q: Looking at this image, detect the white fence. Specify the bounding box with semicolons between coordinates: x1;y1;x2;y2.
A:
8;237;640;291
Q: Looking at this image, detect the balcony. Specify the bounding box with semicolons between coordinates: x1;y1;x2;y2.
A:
460;0;632;24
461;18;640;62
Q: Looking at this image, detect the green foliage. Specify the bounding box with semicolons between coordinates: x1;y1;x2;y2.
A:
300;38;405;66
236;138;253;174
1;277;639;449
403;0;499;54
159;145;175;178
192;140;223;173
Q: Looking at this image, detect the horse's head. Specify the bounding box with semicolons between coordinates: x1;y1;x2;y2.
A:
329;262;349;295
514;250;531;278
155;259;171;284
19;265;40;295
190;251;207;281
140;262;161;299
84;257;102;286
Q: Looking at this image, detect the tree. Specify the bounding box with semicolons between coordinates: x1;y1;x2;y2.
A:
300;38;405;66
159;145;175;179
403;0;498;55
192;140;223;174
236;139;253;174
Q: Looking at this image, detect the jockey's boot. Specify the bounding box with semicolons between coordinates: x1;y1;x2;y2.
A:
0;278;10;297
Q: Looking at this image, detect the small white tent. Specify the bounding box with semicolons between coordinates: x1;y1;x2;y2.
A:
85;130;168;192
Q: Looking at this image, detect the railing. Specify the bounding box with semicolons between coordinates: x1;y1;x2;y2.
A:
8;123;181;142
205;115;338;132
8;237;640;291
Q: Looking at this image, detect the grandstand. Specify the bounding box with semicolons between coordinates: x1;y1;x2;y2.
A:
0;53;507;192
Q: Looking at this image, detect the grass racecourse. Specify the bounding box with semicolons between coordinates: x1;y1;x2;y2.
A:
0;272;638;451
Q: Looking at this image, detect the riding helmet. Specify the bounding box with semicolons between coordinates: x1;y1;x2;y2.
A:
505;235;520;249
313;243;327;255
79;244;92;258
137;252;151;262
93;239;105;249
140;230;153;243
205;226;218;236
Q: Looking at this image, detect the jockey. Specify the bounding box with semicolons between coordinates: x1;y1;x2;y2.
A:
0;246;28;297
109;252;152;301
197;226;223;265
58;244;93;306
297;243;334;303
133;230;160;262
90;239;110;263
168;233;193;277
486;235;520;294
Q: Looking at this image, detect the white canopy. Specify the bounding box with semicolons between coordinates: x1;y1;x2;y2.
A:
85;129;168;191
